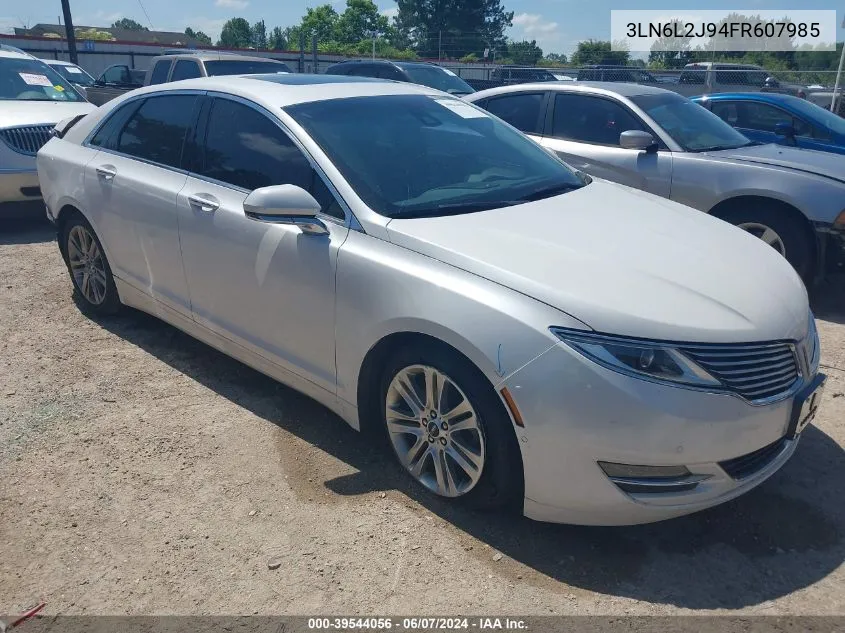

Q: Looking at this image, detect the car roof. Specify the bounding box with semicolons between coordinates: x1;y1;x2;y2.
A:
467;81;674;100
694;92;802;105
0;46;36;60
124;73;442;107
152;51;288;63
45;59;78;66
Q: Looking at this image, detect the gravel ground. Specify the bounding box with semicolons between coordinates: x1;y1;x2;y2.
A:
1;217;844;616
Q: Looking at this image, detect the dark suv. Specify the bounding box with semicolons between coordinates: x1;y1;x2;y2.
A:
576;65;658;83
324;60;474;95
489;66;559;85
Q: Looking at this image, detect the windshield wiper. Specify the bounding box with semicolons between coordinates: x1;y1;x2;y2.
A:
393;200;522;219
690;142;757;153
518;182;584;202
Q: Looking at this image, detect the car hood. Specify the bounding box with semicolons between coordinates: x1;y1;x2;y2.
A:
707;143;845;183
0;101;96;129
386;180;809;343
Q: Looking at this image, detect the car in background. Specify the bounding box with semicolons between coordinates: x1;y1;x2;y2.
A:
0;45;94;217
675;62;807;98
576;65;658;83
324;60;474;95
44;59;97;95
38;73;824;526
489;65;558;86
84;64;146;105
693;92;845;155
465;82;845;283
145;51;291;86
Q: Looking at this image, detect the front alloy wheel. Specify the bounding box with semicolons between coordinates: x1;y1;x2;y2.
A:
736;222;787;257
385;364;486;498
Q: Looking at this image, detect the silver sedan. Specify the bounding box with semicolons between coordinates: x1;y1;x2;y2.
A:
465;82;845;283
37;75;823;525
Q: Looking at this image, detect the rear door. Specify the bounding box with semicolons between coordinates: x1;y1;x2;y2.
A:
83;92;200;315
541;92;673;197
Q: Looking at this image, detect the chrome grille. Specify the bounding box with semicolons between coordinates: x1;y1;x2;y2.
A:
0;125;54;156
680;341;799;402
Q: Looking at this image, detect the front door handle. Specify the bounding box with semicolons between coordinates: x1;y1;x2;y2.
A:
188;194;220;213
96;165;117;181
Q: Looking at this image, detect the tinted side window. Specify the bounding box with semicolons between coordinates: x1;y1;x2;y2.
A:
483;93;544;134
201;98;344;219
171;60;202;81
679;69;705;84
90;101;140;147
710;101;740;126
149;60;171;85
735;102;792;133
102;66;130;84
552;93;645;145
115;95;198;168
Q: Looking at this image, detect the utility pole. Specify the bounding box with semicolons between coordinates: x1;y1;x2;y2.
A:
438;30;442;61
832;18;845;113
60;0;78;64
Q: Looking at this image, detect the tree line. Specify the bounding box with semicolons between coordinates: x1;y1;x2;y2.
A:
109;5;842;78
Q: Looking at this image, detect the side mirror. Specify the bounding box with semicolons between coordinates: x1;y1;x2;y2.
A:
243;184;329;236
775;122;796;140
620;130;657;152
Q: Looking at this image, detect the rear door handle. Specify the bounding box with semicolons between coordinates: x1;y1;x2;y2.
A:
96;165;117;181
188;194;220;213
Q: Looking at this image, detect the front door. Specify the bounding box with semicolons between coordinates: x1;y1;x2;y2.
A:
540;92;673;198
177;96;348;393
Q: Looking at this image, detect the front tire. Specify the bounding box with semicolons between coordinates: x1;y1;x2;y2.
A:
717;205;813;283
60;212;121;316
379;342;523;511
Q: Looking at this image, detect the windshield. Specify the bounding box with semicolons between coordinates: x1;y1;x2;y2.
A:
286;94;585;219
51;64;95;86
631;92;752;152
786;96;845;137
204;60;291;76
397;65;474;94
0;57;85;101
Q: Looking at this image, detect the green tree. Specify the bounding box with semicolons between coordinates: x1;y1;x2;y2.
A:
269;26;289;50
292;5;340;44
394;0;513;58
252;19;268;49
218;17;253;48
571;39;629;66
75;28;115;41
507;40;543;65
544;52;567;64
647;19;692;69
111;18;148;31
185;27;212;45
336;0;389;44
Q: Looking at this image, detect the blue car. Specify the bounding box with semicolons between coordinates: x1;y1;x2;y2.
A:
693;92;845;155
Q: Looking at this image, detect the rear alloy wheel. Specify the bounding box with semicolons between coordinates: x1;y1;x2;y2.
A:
61;213;121;315
385;364;486;497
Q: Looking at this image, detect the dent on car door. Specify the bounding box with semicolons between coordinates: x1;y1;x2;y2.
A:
83;94;199;315
541;93;672;197
176;96;348;393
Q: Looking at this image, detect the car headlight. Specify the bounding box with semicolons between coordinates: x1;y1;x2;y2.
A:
551;328;722;388
807;310;820;374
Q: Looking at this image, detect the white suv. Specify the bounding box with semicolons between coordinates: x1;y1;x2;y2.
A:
0;45;94;217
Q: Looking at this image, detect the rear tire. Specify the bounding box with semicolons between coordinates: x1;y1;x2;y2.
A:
379;342;523;511
715;205;813;283
60;212;121;316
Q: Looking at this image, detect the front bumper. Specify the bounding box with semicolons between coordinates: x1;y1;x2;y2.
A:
0;167;40;204
504;342;811;525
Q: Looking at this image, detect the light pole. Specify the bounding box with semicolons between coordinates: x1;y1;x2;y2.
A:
60;0;78;64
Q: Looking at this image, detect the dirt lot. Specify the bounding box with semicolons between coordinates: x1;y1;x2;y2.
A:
1;217;844;616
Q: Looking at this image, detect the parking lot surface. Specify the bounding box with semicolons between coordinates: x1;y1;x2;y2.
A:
1;218;844;615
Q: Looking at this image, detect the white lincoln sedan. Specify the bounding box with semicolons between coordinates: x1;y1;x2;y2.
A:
37;74;824;525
